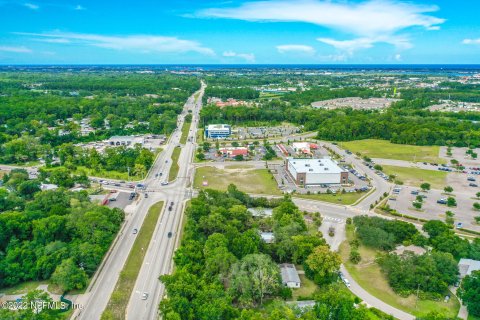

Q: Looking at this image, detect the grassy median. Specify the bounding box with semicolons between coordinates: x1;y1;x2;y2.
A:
382;165;448;189
101;201;164;320
179;120;190;145
169;147;181;182
339;139;445;164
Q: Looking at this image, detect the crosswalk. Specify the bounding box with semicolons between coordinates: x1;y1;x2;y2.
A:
322;216;344;223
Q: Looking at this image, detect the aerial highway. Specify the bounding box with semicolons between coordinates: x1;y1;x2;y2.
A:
72;83;205;320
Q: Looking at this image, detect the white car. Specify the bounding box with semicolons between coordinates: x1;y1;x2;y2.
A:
343;278;351;288
141;292;149;300
161;181;169;186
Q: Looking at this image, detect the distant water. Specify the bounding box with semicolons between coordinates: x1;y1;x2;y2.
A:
2;64;480;76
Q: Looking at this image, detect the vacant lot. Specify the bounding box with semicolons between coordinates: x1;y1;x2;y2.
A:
339;225;459;318
339;139;445;163
382;165;448;190
102;201;164;320
194;166;281;195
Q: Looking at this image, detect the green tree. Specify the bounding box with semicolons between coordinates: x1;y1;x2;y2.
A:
459;271;480;316
444;186;453;193
473;202;480;211
229;254;280;306
447;197;457;207
51;258;88;292
420;183;431;192
304;245;341;284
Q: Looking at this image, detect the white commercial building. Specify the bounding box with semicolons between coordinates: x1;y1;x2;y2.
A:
286;157;348;186
204;124;231;139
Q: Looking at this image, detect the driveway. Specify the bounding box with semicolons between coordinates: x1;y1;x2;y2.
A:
340;265;415;320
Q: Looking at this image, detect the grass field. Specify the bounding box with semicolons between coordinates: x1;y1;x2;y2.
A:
179;120;190;145
74;166;142;181
339;225;460;318
169;147;181;182
102;201;164;320
194;166;281;195
339;139;445;164
0;280;47;295
294;191;366;205
382;165;448;189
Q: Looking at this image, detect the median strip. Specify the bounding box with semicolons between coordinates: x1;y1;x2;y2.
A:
168;147;181;182
101;201;164;320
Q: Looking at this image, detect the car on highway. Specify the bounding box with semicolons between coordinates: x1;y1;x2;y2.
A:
145;193;148;198
343;278;350;288
133;228;138;234
155;173;158;178
161;181;169;186
170;201;174;206
141;292;149;300
167;231;173;238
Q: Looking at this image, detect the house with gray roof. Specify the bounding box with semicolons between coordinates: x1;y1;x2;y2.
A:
280;263;301;288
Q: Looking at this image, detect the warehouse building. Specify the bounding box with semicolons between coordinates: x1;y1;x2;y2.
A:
107;135;145;147
205;124;231;139
286;157;348;186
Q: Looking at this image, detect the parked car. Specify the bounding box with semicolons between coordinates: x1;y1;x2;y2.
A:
456;222;463;229
468;177;476;181
469;183;478;187
437;199;447;204
411;190;419;195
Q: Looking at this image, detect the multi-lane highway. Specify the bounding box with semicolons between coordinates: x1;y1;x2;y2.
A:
72;83;205;320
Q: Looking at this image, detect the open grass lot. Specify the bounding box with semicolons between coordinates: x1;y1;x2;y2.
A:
180;120;190;145
0;280;47;295
169;147;181;182
294;191;367;205
339;139;445;164
194;166;281;195
339;225;460;318
102;201;164;320
382;165;448;189
73;166;142;181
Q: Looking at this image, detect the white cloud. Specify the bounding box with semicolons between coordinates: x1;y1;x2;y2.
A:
222;51;255;62
198;0;444;37
24;2;38;10
35;38;71;44
276;44;315;55
199;0;443;56
0;46;32;53
395;53;402;61
74;5;86;11
318;35;412;55
15;31;215;56
463;39;480;45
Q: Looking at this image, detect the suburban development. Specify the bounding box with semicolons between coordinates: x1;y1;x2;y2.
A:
1;1;480;320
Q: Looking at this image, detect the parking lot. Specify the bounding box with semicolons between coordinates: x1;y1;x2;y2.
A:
233;125;301;140
269;162;370;195
387;184;480;231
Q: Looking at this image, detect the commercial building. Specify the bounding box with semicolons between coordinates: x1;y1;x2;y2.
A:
280;263;301;288
219;147;248;158
286;157;348;186
292;142;318;155
107;136;145;147
458;258;480;278
205;124;231;139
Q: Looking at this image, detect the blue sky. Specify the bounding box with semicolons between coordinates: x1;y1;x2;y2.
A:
1;0;479;64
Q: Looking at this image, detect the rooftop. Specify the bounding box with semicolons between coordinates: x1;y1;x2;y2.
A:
206;124;230;130
393;245;427;256
287;157;346;174
459;258;480;278
279;263;300;284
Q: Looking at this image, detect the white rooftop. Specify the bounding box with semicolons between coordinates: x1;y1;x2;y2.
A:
280;263;301;284
287;157;346;174
459;258;480;278
206;124;230;130
260;232;275;243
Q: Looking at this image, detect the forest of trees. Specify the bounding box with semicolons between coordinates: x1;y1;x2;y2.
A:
0;168;124;291
0;72;200;164
159;186;389;319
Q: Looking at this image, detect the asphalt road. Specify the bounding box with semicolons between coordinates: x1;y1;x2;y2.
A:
73;83;205;320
